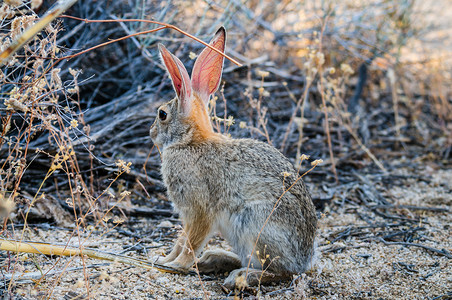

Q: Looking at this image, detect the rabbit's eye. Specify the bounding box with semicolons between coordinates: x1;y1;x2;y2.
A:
158;109;167;121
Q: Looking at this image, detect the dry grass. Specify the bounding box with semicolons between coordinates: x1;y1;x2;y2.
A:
0;0;451;299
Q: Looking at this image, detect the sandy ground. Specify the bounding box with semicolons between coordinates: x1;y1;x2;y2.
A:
2;166;450;299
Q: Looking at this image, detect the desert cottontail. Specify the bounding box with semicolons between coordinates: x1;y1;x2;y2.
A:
150;27;317;288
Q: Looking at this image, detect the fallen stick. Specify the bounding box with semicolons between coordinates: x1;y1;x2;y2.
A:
0;263;109;287
370;204;449;213
0;238;195;275
110;203;175;218
377;237;452;259
0;0;78;65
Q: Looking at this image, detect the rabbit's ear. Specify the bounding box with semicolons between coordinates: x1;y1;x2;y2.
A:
158;44;192;114
191;27;226;105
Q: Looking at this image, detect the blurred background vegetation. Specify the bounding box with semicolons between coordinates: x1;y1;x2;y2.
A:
0;0;451;297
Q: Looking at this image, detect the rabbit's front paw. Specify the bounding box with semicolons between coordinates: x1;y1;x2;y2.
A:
163;255;194;272
162;262;190;273
152;255;172;264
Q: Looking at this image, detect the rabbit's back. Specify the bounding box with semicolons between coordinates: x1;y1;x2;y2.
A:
163;137;313;208
162;137;317;273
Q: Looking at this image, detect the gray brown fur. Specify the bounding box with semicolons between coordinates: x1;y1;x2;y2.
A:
149;28;317;287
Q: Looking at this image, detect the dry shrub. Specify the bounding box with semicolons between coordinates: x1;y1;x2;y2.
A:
0;0;450;298
0;0;132;256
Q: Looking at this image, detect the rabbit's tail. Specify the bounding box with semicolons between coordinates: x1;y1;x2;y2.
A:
306;238;319;271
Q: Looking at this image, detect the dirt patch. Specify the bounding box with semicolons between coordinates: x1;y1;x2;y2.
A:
2;166;450;299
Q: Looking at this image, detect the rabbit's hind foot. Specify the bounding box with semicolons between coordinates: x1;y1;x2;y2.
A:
196;249;242;274
223;267;290;289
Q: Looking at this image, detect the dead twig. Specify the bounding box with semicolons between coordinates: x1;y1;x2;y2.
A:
110;203;175;218
0;263;109;288
0;0;78;65
376;237;452;259
370;204;449;213
59;15;242;66
0;238;196;274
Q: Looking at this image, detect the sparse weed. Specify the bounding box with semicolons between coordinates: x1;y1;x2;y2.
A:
0;0;450;298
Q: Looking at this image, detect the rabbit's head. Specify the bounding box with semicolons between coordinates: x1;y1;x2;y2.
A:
150;27;226;150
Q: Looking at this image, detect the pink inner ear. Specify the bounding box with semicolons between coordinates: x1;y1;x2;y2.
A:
173;56;192;100
191;27;226;102
159;44;192;101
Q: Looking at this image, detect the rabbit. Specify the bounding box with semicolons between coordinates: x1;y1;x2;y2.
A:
149;27;317;289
